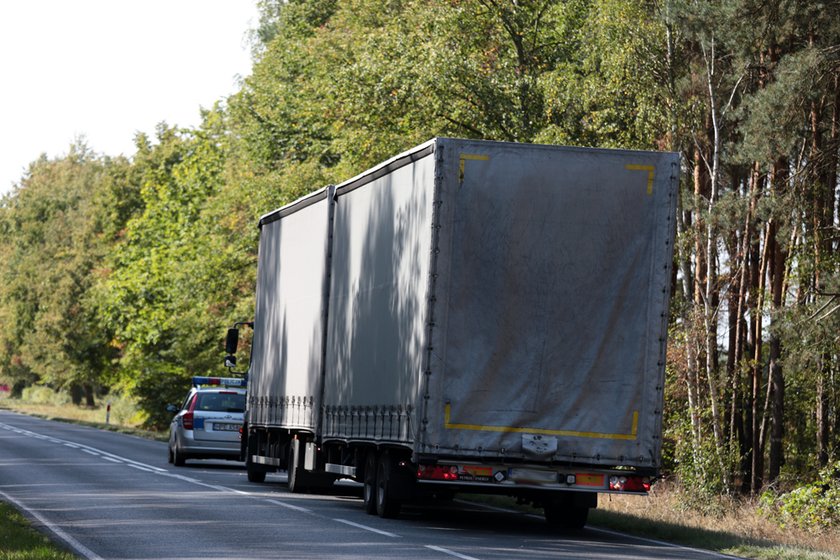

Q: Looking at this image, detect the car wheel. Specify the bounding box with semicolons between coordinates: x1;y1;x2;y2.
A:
172;439;186;467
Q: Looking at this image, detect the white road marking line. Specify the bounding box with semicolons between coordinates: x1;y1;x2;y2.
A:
102;456;122;464
425;545;482;560
81;449;99;457
455;498;746;560
0;488;105;560
587;526;746;560
333;518;400;538
266;498;312;513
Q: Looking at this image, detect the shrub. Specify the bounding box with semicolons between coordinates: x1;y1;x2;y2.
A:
761;462;840;531
20;386;70;406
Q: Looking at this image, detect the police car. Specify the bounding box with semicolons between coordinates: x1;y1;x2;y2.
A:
167;376;246;466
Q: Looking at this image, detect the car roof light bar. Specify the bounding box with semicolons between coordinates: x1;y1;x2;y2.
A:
191;376;246;388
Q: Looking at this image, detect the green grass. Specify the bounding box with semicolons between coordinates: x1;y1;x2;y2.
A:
0;502;77;560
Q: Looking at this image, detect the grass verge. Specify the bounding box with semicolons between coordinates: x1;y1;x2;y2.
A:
464;489;839;560
0;502;76;560
0;400;167;442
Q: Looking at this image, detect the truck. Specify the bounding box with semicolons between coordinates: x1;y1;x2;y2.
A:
224;137;679;528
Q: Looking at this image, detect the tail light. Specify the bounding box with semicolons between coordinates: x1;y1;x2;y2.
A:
609;475;651;492
182;395;198;430
417;464;459;481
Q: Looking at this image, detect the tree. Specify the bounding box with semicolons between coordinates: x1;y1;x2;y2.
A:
0;143;132;404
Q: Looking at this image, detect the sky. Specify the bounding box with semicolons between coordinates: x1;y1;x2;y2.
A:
0;0;259;197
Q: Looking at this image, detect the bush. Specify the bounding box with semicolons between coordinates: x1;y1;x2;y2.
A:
761;462;840;531
131;367;192;430
20;386;71;406
101;393;144;426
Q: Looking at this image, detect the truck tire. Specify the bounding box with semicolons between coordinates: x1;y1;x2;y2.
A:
362;451;378;515
246;457;266;483
544;497;588;530
287;439;308;493
375;452;401;518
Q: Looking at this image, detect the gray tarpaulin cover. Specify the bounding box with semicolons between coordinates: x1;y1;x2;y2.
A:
423;140;678;467
248;187;333;431
250;138;678;469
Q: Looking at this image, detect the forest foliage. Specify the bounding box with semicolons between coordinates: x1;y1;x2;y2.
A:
1;0;838;517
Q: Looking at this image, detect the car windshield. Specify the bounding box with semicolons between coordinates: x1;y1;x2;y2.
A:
195;392;246;413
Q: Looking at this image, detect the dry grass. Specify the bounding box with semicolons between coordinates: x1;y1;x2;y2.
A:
0;400;115;424
0;398;167;442
595;482;840;559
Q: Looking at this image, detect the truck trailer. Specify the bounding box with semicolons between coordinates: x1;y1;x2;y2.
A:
225;137;679;528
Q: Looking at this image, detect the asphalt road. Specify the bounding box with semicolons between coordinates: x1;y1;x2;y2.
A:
0;409;741;560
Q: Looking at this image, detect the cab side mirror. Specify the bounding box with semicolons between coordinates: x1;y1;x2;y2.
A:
223;321;253;374
225;328;239;354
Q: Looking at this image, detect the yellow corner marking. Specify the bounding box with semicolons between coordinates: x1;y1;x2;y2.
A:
444;404;639;441
459;153;490;184
625;164;655;195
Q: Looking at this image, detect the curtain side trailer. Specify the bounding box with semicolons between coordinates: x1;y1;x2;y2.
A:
227;138;679;528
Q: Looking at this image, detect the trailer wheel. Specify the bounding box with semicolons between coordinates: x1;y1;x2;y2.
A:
287;439;308;493
375;452;401;518
544;498;588;530
246;457;266;483
362;451;378;515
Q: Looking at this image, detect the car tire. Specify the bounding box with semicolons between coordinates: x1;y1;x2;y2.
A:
173;439;186;467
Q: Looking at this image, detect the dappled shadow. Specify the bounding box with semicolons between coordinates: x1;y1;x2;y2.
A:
249;191;332;431
323;154;436;443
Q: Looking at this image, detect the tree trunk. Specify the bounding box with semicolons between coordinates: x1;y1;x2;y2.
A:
84;384;96;408
817;368;829;467
766;225;786;486
750;222;771;494
736;164;760;493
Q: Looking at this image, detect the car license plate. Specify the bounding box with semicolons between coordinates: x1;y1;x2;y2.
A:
214;423;239;431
